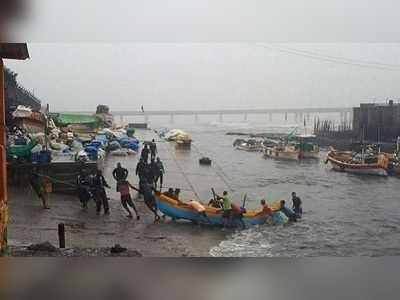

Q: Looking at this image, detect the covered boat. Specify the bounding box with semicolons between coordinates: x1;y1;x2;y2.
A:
326;150;389;176
155;192;286;226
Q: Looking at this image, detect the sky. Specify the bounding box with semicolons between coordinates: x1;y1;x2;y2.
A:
3;1;400;111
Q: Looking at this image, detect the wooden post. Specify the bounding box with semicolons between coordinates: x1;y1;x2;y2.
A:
58;223;65;248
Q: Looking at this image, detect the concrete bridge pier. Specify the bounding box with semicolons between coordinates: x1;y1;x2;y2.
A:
269;113;272;122
169;114;174;124
194;113;199;123
284;112;288;122
339;112;344;124
219;113;223;123
244;113;248;121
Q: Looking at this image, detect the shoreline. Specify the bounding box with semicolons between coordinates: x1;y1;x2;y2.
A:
7;129;227;257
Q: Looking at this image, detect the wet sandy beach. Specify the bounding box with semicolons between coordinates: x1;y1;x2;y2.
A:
7;129;228;256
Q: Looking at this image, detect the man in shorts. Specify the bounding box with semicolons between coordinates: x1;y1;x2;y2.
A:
117;180;140;220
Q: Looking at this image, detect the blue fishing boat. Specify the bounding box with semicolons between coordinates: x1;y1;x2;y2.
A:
155;193;288;226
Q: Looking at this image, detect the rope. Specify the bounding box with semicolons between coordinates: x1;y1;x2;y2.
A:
190;142;234;193
163;142;201;201
35;173;77;188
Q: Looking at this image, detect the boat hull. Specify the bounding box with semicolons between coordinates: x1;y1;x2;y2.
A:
155;194;271;226
327;153;388;176
264;147;300;160
299;151;320;159
236;145;263;152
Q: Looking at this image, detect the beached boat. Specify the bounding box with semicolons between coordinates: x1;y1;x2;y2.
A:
155;193;285;226
326;150;389;176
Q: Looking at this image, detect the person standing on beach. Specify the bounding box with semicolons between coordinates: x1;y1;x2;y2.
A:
153;157;165;190
141;144;149;163
77;169;91;211
135;158;148;198
149;139;157;160
112;162;128;190
93;170;111;215
30;170;50;209
131;179;160;222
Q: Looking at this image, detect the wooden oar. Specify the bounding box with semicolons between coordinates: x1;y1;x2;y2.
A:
242;193;247;209
211;188;217;201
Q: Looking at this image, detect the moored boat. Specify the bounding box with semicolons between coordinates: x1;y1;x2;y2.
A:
155;192;285;226
263;134;320;160
264;144;300;160
326;150;389;176
233;139;264;152
296;134;320;159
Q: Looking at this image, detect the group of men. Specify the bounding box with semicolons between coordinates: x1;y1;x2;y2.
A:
136;139;165;190
76;138;165;221
260;192;302;222
77;169;111;215
207;190;303;227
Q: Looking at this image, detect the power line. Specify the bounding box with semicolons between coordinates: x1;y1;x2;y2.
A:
281;45;400;69
254;44;400;71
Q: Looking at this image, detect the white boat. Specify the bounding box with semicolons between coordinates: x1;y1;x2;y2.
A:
236;143;263;152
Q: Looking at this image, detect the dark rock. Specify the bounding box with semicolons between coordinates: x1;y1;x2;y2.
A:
199;157;212;165
27;241;58;252
110;244;127;254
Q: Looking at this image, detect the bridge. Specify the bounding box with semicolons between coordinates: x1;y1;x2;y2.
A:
63;107;353;124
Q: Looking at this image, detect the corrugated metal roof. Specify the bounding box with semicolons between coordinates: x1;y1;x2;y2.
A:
0;43;29;60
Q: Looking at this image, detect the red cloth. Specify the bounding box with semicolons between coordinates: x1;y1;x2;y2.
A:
118;183;130;197
262;205;273;216
231;203;242;215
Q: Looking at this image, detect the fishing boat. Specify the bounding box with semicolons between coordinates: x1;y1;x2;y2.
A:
155;192;285;226
233;139;265;152
326;149;389;176
264;143;300;160
263;134;320;160
296;134;320;159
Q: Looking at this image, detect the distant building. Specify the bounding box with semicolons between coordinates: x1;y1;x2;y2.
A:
353;100;400;142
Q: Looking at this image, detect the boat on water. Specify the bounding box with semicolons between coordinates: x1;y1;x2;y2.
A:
326;149;390;176
264;143;300;160
155;192;287;226
264;134;320;160
234;139;264;152
387;153;400;176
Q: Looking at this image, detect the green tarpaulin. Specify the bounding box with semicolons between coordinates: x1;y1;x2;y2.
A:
53;114;101;127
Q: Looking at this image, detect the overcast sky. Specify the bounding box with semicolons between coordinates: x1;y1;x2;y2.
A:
4;1;400;111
